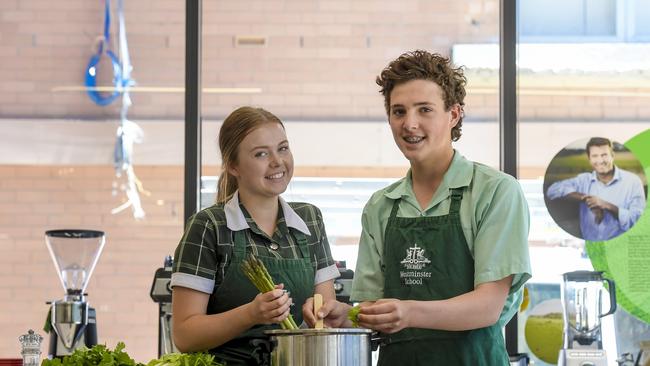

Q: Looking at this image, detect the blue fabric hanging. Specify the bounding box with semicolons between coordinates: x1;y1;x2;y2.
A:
85;0;122;106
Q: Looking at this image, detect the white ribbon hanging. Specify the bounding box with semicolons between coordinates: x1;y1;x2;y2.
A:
110;0;148;219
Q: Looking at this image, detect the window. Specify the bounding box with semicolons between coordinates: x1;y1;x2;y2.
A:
520;0;617;38
519;0;650;42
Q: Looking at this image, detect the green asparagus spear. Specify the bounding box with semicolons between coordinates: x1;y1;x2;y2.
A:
348;305;361;328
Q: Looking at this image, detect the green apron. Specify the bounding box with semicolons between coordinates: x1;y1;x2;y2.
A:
377;188;509;366
208;228;314;366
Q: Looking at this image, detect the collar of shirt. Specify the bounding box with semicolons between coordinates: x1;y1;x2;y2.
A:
223;191;311;235
589;165;621;186
383;150;474;210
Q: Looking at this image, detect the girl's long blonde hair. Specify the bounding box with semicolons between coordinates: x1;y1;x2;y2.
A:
216;106;284;204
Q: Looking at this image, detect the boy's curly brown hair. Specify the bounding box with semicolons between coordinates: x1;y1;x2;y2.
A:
376;50;467;141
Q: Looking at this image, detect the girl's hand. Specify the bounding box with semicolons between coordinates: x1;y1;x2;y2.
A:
248;284;292;325
303;298;351;328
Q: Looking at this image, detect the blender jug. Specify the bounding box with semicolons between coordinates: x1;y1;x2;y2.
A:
559;270;616;366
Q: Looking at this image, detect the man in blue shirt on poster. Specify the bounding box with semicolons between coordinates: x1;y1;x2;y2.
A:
546;137;646;241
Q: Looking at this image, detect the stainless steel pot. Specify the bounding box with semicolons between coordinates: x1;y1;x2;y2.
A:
265;328;373;366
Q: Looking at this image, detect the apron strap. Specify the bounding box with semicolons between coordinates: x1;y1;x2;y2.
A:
389;198;400;219
449;188;463;214
290;229;310;259
382;199;402;274
232;229;248;259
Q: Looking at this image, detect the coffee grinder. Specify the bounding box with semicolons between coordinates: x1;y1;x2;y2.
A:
45;229;105;357
558;270;617;366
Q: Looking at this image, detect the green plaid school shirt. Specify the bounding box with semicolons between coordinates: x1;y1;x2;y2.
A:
171;192;339;294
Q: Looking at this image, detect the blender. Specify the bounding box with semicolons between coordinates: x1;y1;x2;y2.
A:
558;270;617;366
45;229;105;357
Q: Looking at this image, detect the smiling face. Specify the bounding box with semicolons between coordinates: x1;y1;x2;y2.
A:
229;123;293;201
588;144;614;176
388;79;460;167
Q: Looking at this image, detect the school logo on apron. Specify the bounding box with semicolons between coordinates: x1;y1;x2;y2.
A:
400;244;431;269
399;244;432;285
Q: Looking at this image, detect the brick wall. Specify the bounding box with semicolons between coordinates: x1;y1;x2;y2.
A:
0;0;496;121
2;0;649;123
0;165;184;361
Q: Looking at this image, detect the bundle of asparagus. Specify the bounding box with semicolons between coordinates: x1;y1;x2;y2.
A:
241;254;299;330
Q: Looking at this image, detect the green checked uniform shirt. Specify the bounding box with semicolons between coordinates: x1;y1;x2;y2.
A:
171;192;339;299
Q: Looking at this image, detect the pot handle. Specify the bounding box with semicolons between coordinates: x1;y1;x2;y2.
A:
250;338;275;366
370;332;383;351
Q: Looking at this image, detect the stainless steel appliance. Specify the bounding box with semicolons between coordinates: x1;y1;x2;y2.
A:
265;328;373;366
45;229;104;357
150;255;178;356
558;270;617;366
509;353;529;366
333;260;354;305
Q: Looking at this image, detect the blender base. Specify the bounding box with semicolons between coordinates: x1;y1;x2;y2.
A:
558;348;608;366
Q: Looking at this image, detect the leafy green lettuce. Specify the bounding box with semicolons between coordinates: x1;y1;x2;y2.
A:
146;352;223;366
41;342;142;366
